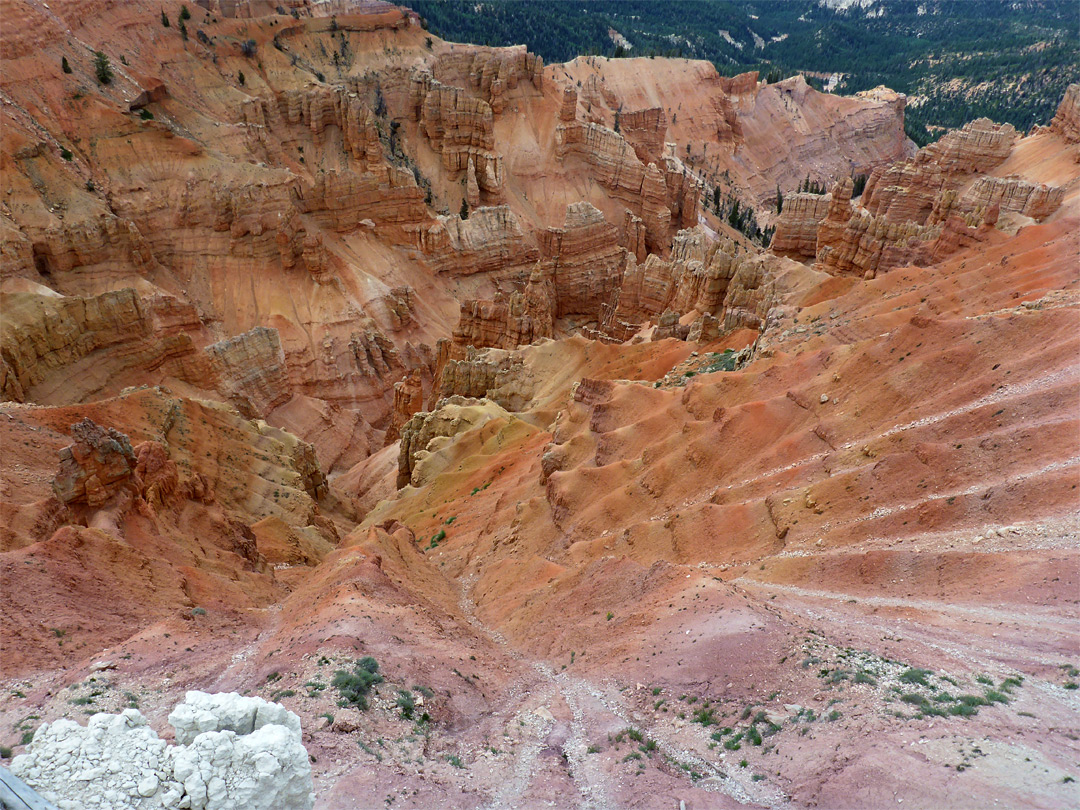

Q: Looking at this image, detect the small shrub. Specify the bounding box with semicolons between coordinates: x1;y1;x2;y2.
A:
739;758;748;767
266;671;281;682
948;703;978;717
587;744;599;754
396;690;415;720
976;675;993;686
0;746;11;758
238;70;245;85
60;148;73;161
899;668;933;687
62;56;72;73
191;606;206;615
746;726;762;746
447;754;464;768
901;693;928;706
854;671;877;685
241;39;257;58
162;10;170;27
606;612;614;621
180;5;191;21
752;773;765;782
140;109;154;120
827;710;841;721
957;694;988;707
1065;682;1079;690
984;690;1009;704
332;657;382;710
692;707;716;726
20;730;35;744
625;728;643;743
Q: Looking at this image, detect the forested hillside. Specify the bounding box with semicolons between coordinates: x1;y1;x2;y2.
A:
405;0;1079;144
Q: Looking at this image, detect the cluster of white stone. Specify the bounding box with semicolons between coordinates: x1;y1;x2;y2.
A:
10;692;314;810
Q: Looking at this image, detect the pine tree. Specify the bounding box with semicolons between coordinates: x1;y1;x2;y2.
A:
776;184;783;214
459;196;470;220
94;51;113;85
161;10;170;27
179;5;190;21
238;71;245;86
62;56;72;74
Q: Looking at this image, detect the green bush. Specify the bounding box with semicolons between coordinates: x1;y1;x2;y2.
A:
62;56;72;74
396;690;415;720
94;51;113;85
60;148;73;161
691;707;716;726
332;657;383;710
899;668;933;687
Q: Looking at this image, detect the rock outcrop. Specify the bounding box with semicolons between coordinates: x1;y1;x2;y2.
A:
410;73;503;191
205;327;292;419
0;289;203;404
430;44;544;113
862;119;1017;225
555;113;701;252
421;205;539;277
11;694;313;810
433;347;535;412
455;264;556;350
620;107;667;164
52;418;140;509
771;193;833;259
1049;83;1080;144
397;396;513;488
939;176;1065;223
603;227;760;336
540;202;628;319
386;368;425;444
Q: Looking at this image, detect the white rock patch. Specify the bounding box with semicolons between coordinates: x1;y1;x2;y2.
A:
11;693;313;810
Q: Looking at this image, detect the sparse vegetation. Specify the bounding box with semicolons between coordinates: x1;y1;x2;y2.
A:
332;657;383;710
396;689;415;720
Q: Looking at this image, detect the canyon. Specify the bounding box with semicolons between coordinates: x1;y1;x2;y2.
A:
0;2;1077;809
